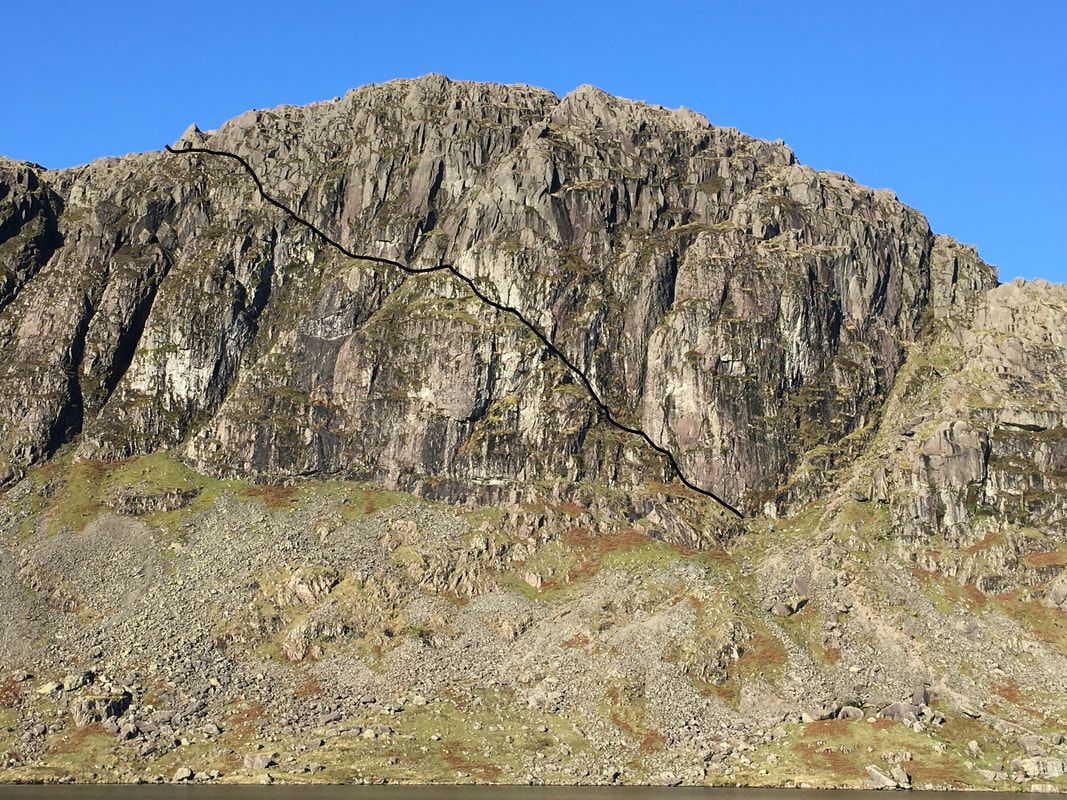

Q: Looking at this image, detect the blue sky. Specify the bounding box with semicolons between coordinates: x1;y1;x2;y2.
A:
4;1;1064;282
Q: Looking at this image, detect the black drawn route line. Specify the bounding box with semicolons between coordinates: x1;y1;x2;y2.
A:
166;143;744;519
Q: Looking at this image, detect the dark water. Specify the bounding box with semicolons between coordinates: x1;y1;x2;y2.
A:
0;788;1057;800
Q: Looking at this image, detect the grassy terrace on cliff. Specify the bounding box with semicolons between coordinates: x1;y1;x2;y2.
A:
0;77;1065;787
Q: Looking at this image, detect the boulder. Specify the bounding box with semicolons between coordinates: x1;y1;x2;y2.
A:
62;671;94;692
1044;571;1067;610
1018;758;1066;778
1020;735;1047;757
105;484;199;515
770;602;793;617
865;765;900;789
243;753;277;770
880;702;919;721
70;692;131;727
883;750;914;764
275;567;340;607
891;764;912;788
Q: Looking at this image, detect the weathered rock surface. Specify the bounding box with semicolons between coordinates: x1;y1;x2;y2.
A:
0;76;996;519
881;279;1067;544
70;691;131;726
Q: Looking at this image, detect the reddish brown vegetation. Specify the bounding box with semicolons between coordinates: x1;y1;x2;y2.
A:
991;677;1024;704
225;701;267;736
800;718;851;739
911;567;988;610
995;590;1067;651
963;583;987;607
608;711;631;735
555;502;585;515
561;633;590;649
240;484;297;509
440;739;502;780
638;728;666;754
48;722;106;755
294;675;323;698
909;762;970;786
714;630;787;704
792;741;861;777
1022;549;1067;567
962;531;1005;553
0;676;20;707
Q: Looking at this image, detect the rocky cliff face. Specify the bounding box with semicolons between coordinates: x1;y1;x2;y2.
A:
1;77;1066;789
0;75;995;518
879;277;1067;547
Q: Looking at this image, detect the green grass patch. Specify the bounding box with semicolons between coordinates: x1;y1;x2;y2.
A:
731;717;990;789
308;688;587;783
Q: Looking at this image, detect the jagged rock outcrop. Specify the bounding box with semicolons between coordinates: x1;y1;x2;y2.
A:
70;691;131;727
0;158;64;314
1048;571;1067;610
0;76;997;516
876;279;1067;544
